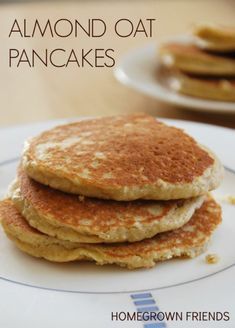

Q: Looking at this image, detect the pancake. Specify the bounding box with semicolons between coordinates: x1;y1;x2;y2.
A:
160;43;235;76
10;169;205;243
0;196;222;269
194;24;235;53
22;113;223;201
168;70;235;102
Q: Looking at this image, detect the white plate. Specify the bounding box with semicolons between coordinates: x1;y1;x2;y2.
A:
114;36;235;113
0;118;235;328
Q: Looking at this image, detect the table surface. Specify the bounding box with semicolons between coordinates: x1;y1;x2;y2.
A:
1;0;235;129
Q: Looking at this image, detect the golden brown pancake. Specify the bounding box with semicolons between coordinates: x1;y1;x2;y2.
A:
0;196;222;269
22;113;223;201
10;169;204;243
168;70;235;102
160;43;235;76
194;24;235;53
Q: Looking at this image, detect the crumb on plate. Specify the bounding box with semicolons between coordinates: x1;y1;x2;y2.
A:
205;253;219;264
226;195;235;205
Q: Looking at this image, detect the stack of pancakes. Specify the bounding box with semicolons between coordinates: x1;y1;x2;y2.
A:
159;24;235;102
0;114;223;269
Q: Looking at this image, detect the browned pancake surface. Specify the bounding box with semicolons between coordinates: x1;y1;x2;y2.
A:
0;196;222;266
103;196;221;257
24;114;214;186
17;169;183;231
0;199;40;234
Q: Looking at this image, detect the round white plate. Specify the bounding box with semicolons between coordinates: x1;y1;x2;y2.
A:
114;36;235;113
0;119;235;327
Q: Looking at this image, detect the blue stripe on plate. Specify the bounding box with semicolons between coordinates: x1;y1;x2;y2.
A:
130;292;167;327
134;299;156;306
137;306;159;312
131;293;152;299
144;323;166;328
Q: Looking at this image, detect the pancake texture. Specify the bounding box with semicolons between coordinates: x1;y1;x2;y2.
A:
0;197;222;269
0;198;221;269
169;71;235;102
10;170;205;243
194;24;235;52
22;114;223;201
160;43;235;76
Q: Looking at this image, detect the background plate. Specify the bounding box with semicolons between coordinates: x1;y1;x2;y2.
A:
0;118;234;327
114;36;235;113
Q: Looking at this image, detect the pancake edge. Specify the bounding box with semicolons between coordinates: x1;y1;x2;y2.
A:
22;147;223;201
0;197;222;269
11;181;205;243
